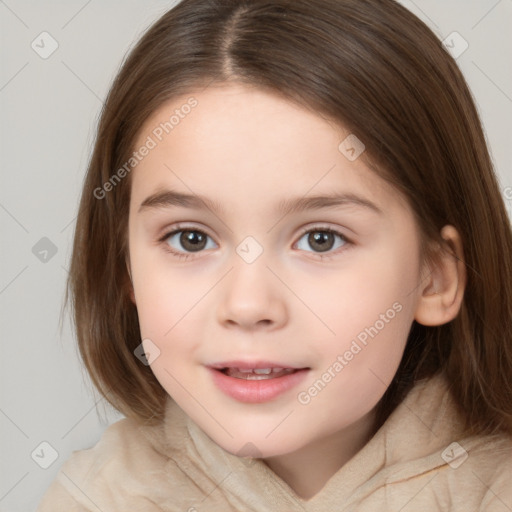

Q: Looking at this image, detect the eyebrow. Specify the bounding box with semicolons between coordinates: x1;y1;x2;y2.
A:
138;189;383;216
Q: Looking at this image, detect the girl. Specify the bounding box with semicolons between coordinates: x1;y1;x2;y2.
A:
38;0;512;510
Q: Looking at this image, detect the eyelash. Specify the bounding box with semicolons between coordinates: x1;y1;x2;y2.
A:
158;224;352;262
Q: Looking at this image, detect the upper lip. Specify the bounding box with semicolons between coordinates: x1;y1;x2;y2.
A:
208;360;309;370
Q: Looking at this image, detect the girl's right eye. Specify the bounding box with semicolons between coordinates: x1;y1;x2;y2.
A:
159;226;217;261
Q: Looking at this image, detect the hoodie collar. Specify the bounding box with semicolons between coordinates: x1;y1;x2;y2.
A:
160;372;467;511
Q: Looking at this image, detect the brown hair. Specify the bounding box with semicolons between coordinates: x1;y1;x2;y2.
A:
66;0;512;436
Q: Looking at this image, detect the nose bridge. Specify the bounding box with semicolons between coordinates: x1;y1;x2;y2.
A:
217;235;287;329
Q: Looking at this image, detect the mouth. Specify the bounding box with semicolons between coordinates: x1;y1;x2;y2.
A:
207;362;311;403
209;361;310;380
216;367;302;380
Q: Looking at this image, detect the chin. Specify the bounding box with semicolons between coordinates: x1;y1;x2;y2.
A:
208;427;303;460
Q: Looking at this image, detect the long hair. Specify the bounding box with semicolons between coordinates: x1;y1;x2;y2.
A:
66;0;512;436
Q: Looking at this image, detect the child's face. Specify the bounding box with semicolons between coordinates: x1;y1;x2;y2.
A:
127;83;426;459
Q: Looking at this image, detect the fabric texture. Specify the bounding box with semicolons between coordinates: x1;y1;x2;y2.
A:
37;373;512;511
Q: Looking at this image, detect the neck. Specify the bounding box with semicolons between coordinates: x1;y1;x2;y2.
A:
262;407;378;500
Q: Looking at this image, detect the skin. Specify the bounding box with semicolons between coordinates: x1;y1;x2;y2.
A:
126;83;466;500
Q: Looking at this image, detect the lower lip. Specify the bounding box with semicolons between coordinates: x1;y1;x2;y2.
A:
208;367;310;403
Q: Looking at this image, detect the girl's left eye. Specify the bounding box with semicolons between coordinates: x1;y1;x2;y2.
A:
159;224;351;261
294;226;349;259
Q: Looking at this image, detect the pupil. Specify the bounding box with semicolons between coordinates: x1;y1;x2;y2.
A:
181;230;206;252
310;231;333;252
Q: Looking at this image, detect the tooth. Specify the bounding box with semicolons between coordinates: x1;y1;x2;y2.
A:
272;368;284;372
253;368;272;375
237;368;255;373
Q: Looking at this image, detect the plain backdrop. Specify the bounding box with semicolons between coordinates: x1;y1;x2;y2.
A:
1;1;511;510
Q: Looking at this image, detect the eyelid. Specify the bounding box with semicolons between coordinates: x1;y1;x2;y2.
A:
157;222;217;243
296;223;351;241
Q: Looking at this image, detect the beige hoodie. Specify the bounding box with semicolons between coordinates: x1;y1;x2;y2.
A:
37;373;512;511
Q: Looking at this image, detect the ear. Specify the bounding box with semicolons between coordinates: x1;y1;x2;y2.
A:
125;255;136;305
414;225;466;326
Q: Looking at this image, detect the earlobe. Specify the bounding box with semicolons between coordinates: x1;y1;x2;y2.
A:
414;225;466;327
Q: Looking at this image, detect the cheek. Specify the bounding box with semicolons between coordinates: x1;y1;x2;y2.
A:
129;239;181;336
306;249;418;343
134;271;201;339
133;266;205;398
307;245;419;395
299;300;413;434
129;249;213;373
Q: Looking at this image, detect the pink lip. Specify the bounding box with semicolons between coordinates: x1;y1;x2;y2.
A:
207;366;310;403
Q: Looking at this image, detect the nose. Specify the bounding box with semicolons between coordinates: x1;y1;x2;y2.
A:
216;256;288;331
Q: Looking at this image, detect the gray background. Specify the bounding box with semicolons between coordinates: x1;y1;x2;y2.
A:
1;1;511;510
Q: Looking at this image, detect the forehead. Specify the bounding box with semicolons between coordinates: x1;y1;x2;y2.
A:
130;83;406;215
